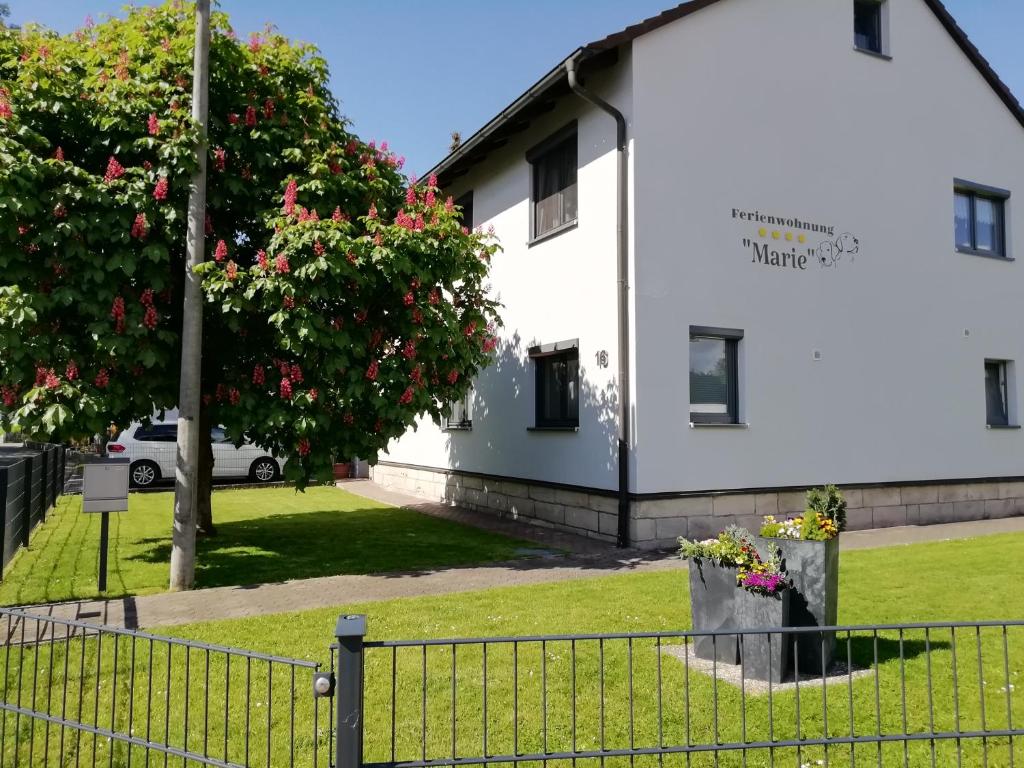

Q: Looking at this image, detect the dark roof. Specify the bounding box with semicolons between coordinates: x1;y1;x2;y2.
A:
429;0;1024;185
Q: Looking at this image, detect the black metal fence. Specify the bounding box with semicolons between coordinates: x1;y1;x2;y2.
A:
0;607;332;767
336;618;1024;768
0;443;65;575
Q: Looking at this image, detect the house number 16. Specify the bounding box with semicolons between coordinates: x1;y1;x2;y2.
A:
595;350;609;368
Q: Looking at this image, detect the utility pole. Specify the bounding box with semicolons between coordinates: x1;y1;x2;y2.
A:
170;0;210;591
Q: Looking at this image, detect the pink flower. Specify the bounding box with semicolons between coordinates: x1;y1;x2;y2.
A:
104;156;125;183
140;289;154;306
226;260;238;280
147;113;160;136
213;147;226;171
130;213;148;239
402;340;416;359
283;179;297;215
425;190;436;207
66;361;79;381
368;204;378;220
405;186;416;205
252;365;265;385
228;387;240;405
54;146;64;161
308;388;318;402
332;207;346;222
403;292;415;307
94;368;109;388
313;241;325;256
428;173;438;188
143;306;158;330
399;387;414;405
280;377;293;399
0;100;13;120
263;98;275;119
245;105;257;126
283;295;295;309
214;239;228;262
274;253;289;273
447;370;459;384
153;176;168;201
365;361;379;381
290;364;303;383
228;113;240;125
297;438;310;457
256;250;269;270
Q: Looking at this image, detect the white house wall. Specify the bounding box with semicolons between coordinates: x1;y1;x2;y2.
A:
631;0;1024;494
378;53;636;492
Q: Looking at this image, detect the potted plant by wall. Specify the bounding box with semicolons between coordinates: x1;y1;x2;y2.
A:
332;458;352;480
679;527;760;664
756;484;846;675
735;542;791;684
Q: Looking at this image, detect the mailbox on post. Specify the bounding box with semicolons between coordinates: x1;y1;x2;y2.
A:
82;458;129;591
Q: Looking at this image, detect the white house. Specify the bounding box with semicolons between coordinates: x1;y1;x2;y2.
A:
374;0;1024;549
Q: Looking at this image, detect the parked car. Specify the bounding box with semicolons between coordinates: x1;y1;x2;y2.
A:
106;421;287;488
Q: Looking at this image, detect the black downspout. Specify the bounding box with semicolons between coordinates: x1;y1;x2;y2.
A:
566;51;631;548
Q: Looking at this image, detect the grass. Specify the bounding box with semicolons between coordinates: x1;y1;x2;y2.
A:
0;486;534;606
4;531;1023;767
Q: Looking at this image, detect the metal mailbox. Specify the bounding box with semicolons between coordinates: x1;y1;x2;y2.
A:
82;459;130;513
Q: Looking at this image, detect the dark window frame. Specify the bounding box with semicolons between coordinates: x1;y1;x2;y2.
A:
529;339;580;430
853;0;886;56
985;359;1011;428
954;179;1010;260
689;326;743;425
455;191;474;232
527;122;578;244
133;424;177;442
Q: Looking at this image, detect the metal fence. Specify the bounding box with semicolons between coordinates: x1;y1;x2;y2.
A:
0;607;333;768
336;618;1024;768
0;443;65;575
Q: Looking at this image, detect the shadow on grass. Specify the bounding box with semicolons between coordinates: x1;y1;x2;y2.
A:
122;505;665;590
848;635;951;668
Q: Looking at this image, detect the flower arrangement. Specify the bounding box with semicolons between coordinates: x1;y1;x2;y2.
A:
737;542;789;596
760;484;847;541
680;527;789;595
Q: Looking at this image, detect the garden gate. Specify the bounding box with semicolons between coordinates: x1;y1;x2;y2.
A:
0;606;333;767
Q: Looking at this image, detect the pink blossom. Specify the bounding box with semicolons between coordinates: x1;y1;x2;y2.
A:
153;176;169;201
214;239;228;262
147;113;160;136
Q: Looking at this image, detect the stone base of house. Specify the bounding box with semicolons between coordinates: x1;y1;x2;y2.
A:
370;463;1024;550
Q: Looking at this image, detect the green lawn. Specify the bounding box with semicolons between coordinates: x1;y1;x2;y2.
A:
0;486;533;606
3;533;1023;767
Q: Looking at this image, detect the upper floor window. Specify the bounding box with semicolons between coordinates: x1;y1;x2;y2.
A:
527;123;578;242
854;0;887;56
955;180;1009;259
529;340;579;430
690;326;742;425
455;191;474;231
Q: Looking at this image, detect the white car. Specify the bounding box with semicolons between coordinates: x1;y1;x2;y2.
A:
107;421;287;488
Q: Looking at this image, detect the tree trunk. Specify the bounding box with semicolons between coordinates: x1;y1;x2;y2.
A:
196;400;216;536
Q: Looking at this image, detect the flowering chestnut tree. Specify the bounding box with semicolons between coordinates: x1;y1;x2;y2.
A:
0;3;500;530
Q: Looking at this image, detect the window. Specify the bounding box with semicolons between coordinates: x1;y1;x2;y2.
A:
455;191;474;231
986;360;1010;427
529;340;579;429
133;424;177;442
445;388;473;430
527;123;578;241
209;427;233;444
689;326;742;424
955;181;1009;258
854;0;886;55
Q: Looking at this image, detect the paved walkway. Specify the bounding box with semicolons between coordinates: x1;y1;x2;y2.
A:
9;483;1024;631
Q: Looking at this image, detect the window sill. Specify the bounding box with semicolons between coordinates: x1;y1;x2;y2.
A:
956;247;1013;262
690;422;749;429
527;219;578;247
987;424;1021;430
853;46;892;61
527;426;580;433
442;423;472;432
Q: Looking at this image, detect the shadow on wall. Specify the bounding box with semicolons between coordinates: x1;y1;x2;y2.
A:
444;332;620;504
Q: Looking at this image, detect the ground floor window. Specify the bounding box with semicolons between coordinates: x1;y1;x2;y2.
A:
529;340;579;429
445;388;473;430
985;360;1011;427
690;326;742;424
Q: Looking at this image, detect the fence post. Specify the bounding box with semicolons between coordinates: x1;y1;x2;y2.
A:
22;454;32;549
0;466;7;581
335;614;367;768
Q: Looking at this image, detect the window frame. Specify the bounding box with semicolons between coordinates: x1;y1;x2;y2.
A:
985;359;1013;428
853;0;890;59
455;191;474;232
954;179;1011;260
527;122;579;244
529;339;580;431
444;388;473;431
689;326;743;426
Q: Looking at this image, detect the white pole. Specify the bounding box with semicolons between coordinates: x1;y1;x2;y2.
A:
170;0;211;591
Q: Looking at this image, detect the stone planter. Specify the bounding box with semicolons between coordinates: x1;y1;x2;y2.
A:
756;536;839;675
688;562;739;664
735;588;790;684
